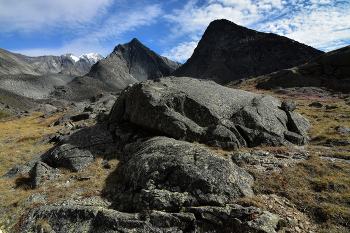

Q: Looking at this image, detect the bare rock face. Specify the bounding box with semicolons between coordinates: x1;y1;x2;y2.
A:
172;19;324;85
86;38;181;91
109;77;311;149
20;204;282;233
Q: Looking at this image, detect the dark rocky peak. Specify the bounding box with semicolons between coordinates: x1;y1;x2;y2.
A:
130;37;142;45
86;38;181;91
203;19;257;39
172;19;324;85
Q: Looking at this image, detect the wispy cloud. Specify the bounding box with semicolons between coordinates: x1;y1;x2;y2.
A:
258;0;350;51
8;2;163;57
0;0;112;34
162;0;350;61
162;41;198;62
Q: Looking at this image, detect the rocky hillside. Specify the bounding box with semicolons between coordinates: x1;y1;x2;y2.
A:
172;19;324;85
0;48;39;75
254;45;350;93
86;38;181;90
1;77;317;233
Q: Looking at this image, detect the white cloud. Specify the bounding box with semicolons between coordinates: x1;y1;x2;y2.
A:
163;0;293;42
0;0;113;33
258;0;350;51
162;41;198;62
11;4;163;57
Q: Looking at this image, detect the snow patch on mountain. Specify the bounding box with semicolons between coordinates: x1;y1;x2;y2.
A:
62;53;104;65
70;54;80;62
79;53;105;65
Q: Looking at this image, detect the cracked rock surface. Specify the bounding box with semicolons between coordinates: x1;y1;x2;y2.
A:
109;77;311;149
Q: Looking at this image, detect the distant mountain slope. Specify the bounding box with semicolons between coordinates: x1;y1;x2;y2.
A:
86;38;181;90
172;19;324;85
0;48;39;75
0;74;75;99
255;45;350;93
13;53;104;75
58;67;87;76
0;87;39;116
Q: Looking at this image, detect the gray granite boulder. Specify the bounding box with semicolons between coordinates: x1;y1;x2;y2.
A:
109;77;311;148
119;136;254;211
335;125;350;134
29;161;62;189
2;123;119;178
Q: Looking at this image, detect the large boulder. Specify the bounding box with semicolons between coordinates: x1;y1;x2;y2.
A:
2;123;119;178
117;136;254;211
109;77;311;149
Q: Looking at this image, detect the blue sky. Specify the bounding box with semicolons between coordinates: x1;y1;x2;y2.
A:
0;0;349;63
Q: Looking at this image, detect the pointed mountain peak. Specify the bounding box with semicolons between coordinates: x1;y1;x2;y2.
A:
209;19;239;27
173;19;324;85
130;38;141;44
203;19;256;39
113;38;144;52
129;38;144;48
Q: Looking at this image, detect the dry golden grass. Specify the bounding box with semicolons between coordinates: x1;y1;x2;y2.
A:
0;110;120;232
43;157;119;204
0;112;65;176
250;155;350;231
0;112;67;232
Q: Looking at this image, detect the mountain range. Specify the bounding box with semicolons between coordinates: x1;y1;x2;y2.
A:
12;52;104;76
0;18;347;109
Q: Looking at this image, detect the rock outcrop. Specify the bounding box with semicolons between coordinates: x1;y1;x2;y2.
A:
172;19;324;85
20;204;282;233
14;127;282;232
109;77;311;149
